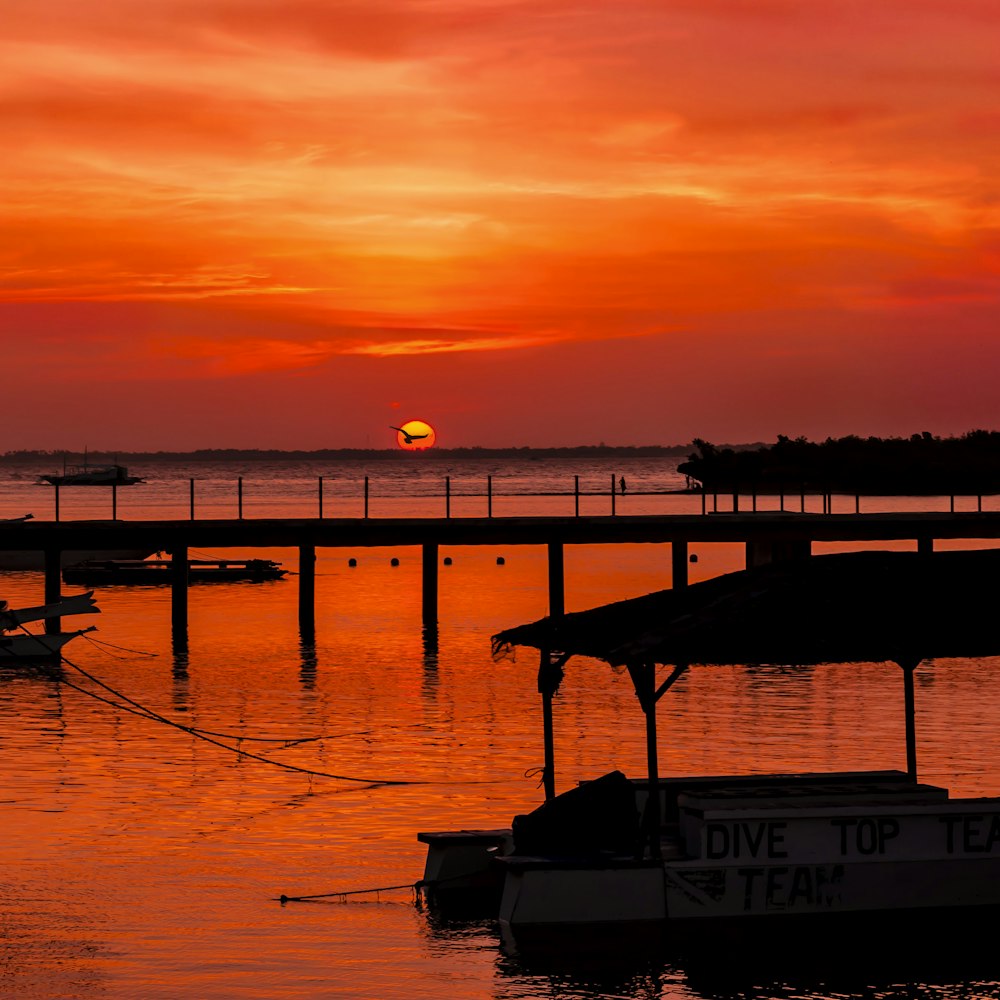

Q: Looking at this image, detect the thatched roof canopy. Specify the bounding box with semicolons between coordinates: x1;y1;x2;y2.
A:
491;548;1000;669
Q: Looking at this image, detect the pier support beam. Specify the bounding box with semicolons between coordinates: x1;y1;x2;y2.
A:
746;538;812;569
171;547;189;636
422;543;439;626
298;544;315;633
917;537;934;556
547;542;565;617
44;549;61;634
672;540;688;589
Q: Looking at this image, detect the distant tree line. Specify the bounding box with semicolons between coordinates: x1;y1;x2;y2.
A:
677;431;1000;494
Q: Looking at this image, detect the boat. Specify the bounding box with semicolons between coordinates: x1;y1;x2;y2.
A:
62;557;288;586
38;452;143;486
0;590;100;660
416;547;1000;947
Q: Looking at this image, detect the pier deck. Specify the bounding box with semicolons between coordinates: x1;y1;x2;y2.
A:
4;511;999;640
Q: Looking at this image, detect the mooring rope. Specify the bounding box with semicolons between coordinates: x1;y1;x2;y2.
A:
46;651;512;787
56;653;414;785
81;633;159;657
278;881;420;903
277;870;474;903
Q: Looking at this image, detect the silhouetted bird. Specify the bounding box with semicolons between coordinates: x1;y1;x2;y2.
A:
390;425;429;445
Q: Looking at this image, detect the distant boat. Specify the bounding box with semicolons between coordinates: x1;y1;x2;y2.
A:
62;557;289;586
38;451;144;487
39;464;143;487
0;590;100;660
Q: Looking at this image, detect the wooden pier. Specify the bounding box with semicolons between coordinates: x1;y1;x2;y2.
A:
3;511;1000;638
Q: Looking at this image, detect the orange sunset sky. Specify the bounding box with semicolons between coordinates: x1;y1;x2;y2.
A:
4;0;999;450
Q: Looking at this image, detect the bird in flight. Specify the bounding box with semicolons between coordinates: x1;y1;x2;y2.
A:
390;425;429;445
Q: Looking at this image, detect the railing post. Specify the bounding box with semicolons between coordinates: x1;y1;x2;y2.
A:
574;475;580;517
779;487;784;512
978;494;983;513
112;483;117;521
950;494;955;514
189;478;195;520
733;486;739;513
856;493;860;514
487;475;493;518
445;476;451;518
54;484;60;522
238;477;243;520
364;476;369;518
611;474;616;516
318;476;324;519
701;491;706;515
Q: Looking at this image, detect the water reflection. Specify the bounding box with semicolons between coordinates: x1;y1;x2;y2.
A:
298;625;317;689
490;918;1000;1000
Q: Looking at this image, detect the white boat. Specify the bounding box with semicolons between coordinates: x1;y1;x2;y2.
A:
0;590;101;660
417;548;1000;946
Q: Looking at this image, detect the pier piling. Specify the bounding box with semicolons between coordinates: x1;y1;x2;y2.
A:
422;544;438;626
298;544;315;632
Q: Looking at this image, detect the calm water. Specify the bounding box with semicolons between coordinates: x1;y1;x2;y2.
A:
3;456;1000;999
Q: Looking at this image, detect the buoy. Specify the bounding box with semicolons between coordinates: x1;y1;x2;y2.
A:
390;557;400;567
496;556;505;565
443;556;452;566
689;553;698;563
348;558;357;567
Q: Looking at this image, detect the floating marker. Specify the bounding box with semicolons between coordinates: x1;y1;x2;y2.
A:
443;556;452;566
390;557;400;567
348;558;357;567
496;556;505;565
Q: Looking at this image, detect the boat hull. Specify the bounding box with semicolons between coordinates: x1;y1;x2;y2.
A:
0;630;90;659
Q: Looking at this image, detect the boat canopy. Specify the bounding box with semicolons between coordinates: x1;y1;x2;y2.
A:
492;547;1000;670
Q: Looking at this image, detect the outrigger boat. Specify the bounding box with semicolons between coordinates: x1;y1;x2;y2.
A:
0;590;100;660
417;547;1000;946
38;450;143;486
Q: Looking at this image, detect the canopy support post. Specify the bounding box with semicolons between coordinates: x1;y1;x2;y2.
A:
627;660;663;859
898;657;920;782
538;650;567;801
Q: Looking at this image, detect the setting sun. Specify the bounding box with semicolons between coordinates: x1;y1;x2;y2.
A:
391;420;436;450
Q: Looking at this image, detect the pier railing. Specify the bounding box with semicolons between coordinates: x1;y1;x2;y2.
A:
28;475;999;522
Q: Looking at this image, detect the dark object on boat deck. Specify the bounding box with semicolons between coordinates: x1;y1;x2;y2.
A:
511;769;639;857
